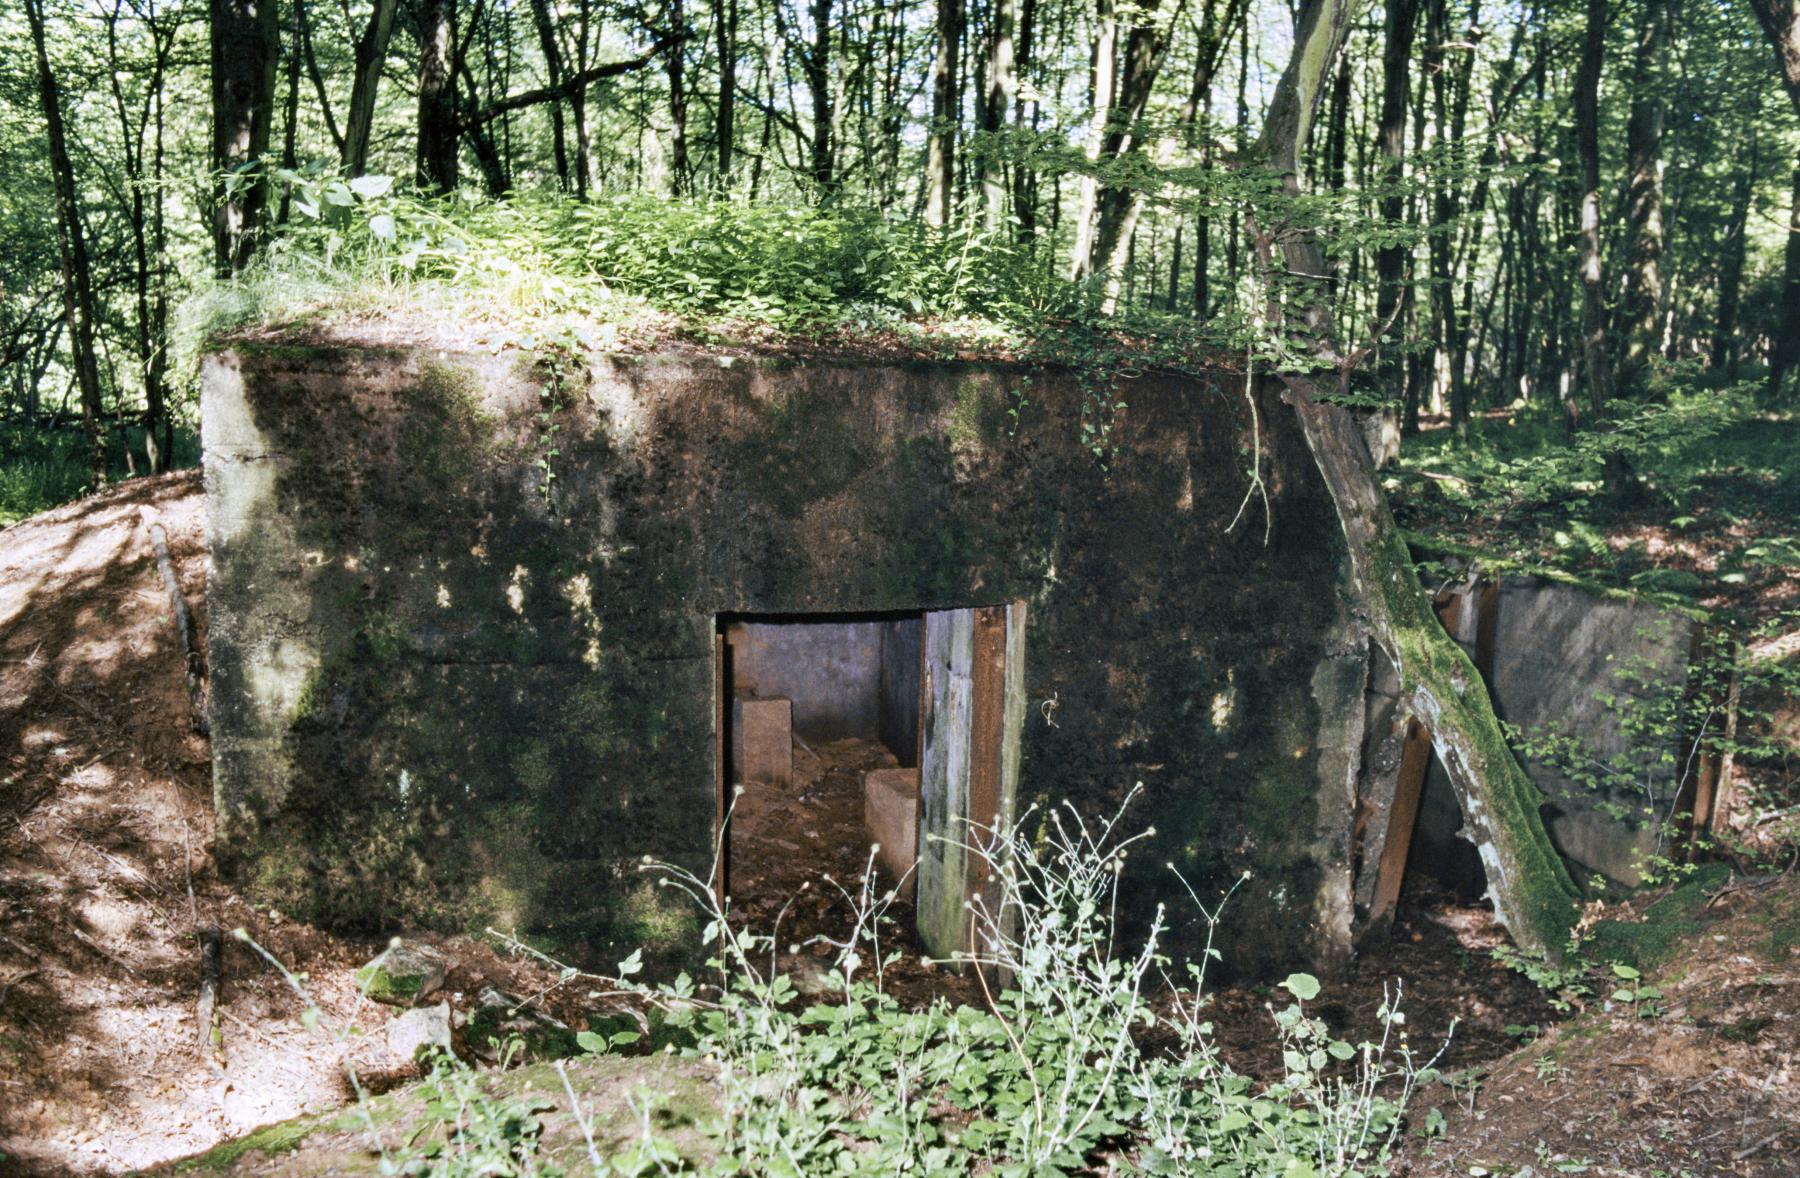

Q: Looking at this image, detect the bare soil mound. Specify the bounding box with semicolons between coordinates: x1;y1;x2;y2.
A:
0;475;581;1176
1400;875;1800;1177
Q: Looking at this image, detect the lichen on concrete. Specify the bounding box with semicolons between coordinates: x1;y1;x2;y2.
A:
203;338;1363;975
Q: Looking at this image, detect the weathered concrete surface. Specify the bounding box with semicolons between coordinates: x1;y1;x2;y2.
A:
1355;574;1707;912
730;697;793;787
1489;580;1702;886
202;342;1357;975
877;618;923;767
863;767;919;882
725;620;885;742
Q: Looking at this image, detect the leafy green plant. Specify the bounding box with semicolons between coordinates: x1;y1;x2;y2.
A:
1491;944;1594;1013
231;792;1445;1176
189;181;1274;471
403;1050;557;1176
1605;963;1664;1018
544;792;1445;1177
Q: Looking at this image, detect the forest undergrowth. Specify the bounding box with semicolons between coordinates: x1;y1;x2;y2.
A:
1389;386;1800;626
205;796;1446;1178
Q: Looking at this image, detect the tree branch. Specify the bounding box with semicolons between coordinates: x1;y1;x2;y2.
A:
461;39;673;130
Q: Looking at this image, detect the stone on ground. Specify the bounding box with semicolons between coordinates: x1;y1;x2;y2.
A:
355;940;449;1007
386;1001;453;1063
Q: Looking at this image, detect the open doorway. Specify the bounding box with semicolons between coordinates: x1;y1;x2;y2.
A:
716;610;925;931
715;604;1027;979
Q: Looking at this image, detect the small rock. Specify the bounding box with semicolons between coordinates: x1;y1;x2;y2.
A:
387;1002;453;1062
355;939;449;1006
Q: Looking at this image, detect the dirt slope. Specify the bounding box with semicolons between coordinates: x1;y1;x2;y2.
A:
1401;876;1800;1177
0;475;577;1176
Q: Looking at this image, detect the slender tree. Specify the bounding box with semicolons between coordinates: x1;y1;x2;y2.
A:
979;0;1019;227
1712;128;1759;375
925;0;963;223
1746;0;1800;397
416;0;459;192
344;0;402;176
104;0;176;471
527;0;572;189
211;0;281;274
717;0;739;187
26;0;108;483
1573;0;1614;416
1374;0;1422;415
667;0;691;194
1620;0;1673;392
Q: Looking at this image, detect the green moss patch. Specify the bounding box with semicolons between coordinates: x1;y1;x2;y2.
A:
173;1111;328;1171
1584;863;1731;971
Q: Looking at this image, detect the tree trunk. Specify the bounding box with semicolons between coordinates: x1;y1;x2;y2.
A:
1574;0;1613;416
807;0;836;196
1252;0;1580;959
1090;0;1245;312
27;0;108;485
568;0;593;198
1011;0;1038;238
295;0;344;154
105;0;173;472
667;0;691;194
416;0;459;193
276;1;302;224
1450;17;1527;408
1744;9;1796;389
344;0;401;176
925;0;962;224
1620;0;1672;393
1193;206;1209;313
1323;49;1351;194
1084;0;1184;294
1068;0;1117;276
1712;133;1758;375
716;0;738;187
1425;0;1475;434
1374;0;1421;402
1777;161;1800;396
1745;0;1800;395
211;0;279;275
151;33;172;466
980;0;1018;228
527;0;571;190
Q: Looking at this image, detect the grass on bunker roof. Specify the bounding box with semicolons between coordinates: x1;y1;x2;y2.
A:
180;189;1252;372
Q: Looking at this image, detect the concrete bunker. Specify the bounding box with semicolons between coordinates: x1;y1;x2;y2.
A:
1354;572;1723;943
199;329;1713;980
202;335;1371;977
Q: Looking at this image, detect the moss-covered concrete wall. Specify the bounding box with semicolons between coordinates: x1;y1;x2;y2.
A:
202;340;1359;976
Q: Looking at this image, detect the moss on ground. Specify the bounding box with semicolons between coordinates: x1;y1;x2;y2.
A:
169;1055;718;1175
173;1112;328;1171
1584;863;1731;971
1757;884;1800;961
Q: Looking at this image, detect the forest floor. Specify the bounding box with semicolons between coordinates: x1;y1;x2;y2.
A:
0;472;1794;1176
1391;403;1800;629
1398;873;1800;1177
